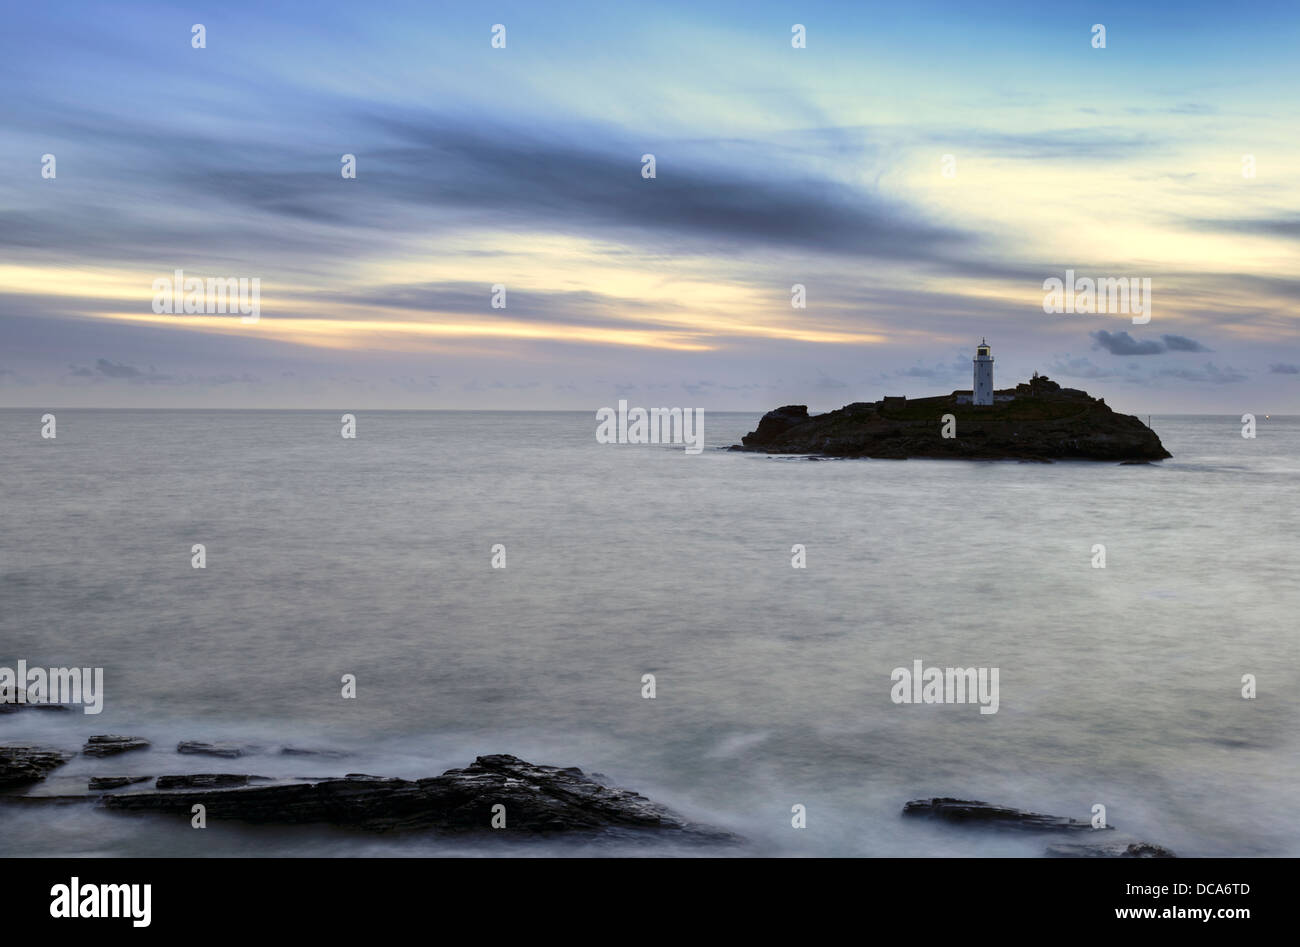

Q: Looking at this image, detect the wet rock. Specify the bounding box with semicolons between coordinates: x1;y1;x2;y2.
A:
177;741;258;759
89;776;153;791
83;735;150;757
0;745;75;789
902;797;1108;832
279;747;349;759
156;774;268;790
102;754;735;839
1046;841;1177;858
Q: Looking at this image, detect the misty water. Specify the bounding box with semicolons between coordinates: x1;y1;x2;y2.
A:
2;409;1297;856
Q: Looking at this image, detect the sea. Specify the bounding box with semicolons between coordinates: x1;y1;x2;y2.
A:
1;409;1297;857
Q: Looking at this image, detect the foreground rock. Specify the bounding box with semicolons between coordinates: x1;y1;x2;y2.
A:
734;375;1170;461
177;741;258;759
155;774;268;790
0;745;75;789
1046;841;1177;858
101;754;734;839
279;746;349;759
89;776;153;791
903;798;1107;832
83;735;150;757
904;797;1176;856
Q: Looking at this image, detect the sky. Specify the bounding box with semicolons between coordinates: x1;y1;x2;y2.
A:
1;0;1298;412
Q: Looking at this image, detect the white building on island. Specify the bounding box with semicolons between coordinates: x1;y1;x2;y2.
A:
973;338;994;405
954;339;1016;405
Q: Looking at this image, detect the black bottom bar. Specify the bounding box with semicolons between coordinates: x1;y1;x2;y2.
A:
4;856;1282;933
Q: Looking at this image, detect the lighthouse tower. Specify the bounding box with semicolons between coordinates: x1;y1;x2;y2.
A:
973;339;994;405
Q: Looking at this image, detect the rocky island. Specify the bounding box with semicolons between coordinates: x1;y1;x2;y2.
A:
733;373;1171;462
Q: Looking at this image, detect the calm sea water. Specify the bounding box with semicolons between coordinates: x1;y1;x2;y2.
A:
1;409;1297;857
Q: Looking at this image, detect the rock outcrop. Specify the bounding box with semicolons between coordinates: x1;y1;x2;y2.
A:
155;774;269;790
89;776;152;792
903;797;1175;856
734;377;1170;461
903;797;1104;831
1045;841;1177;858
0;744;75;789
99;754;733;839
177;741;257;759
83;735;150;757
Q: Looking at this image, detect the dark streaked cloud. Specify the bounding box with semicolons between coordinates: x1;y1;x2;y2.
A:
1091;330;1165;356
1091;330;1211;356
354;115;979;263
1;105;997;276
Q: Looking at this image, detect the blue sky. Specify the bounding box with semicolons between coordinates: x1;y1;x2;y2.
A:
2;1;1298;410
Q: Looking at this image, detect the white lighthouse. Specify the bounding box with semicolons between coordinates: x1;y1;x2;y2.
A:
972;339;994;405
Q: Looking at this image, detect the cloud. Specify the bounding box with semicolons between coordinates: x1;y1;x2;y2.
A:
94;358;150;379
923;126;1161;162
1090;330;1211;355
64;359;258;386
883;355;970;382
1155;363;1248;384
1160;334;1211;352
1187;217;1300;240
1048;356;1117;380
1125;103;1215;116
813;372;849;390
1269;363;1300;374
1091;330;1165;356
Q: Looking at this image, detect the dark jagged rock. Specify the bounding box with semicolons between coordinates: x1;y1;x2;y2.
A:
734;377;1170;461
177;741;258;759
83;735;150;757
101;754;735;839
89;776;153;791
0;688;71;713
279;746;349;759
746;404;810;443
0;745;75;789
156;774;268;790
1046;841;1177;858
902;797;1108;832
903;798;1180;857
